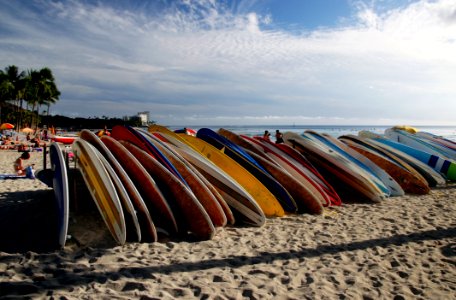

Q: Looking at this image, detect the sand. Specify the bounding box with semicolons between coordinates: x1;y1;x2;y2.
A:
0;149;455;299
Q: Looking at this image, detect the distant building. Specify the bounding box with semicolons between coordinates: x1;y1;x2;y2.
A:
137;111;150;126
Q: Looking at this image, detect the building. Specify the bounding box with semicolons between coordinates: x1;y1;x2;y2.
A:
137;111;150;126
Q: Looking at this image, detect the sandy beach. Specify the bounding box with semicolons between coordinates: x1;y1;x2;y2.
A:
0;149;455;299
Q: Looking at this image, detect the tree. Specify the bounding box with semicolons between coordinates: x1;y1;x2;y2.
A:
24;67;60;127
0;65;25;124
0;71;9;123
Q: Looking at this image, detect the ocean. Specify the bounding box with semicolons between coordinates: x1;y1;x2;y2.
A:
167;125;456;141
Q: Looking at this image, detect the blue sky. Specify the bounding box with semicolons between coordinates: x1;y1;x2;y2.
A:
1;0;455;126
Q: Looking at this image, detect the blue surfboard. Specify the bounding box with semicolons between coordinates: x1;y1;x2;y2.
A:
196;128;297;213
197;128;267;172
305;131;391;196
375;138;456;181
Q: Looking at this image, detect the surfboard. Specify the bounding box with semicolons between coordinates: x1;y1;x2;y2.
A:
49;142;70;248
257;138;342;206
51;135;77;145
100;135;177;236
244;134;340;207
365;137;446;187
246;149;324;214
149;125;193;145
80;129;158;242
304;130;392;197
94;149;142;242
358;131;447;186
416;131;456;151
196;129;297;213
72;139;126;245
235;134;331;208
392;125;419;134
218;128;270;160
198;128;266;171
349;133;431;182
178;134;286;217
339;135;430;194
283;132;386;203
138;130;228;227
120;140;215;240
150;130;264;226
111;125;188;185
319;133;404;196
385;129;456;160
374;136;456;181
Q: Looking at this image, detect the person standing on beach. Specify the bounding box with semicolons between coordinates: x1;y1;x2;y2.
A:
263;130;271;140
275;130;284;144
42;129;48;140
14;152;31;175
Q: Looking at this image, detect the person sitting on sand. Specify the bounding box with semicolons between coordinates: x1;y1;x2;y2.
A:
30;135;42;148
1;137;15;150
17;143;30;152
14;152;31;175
275;130;284;144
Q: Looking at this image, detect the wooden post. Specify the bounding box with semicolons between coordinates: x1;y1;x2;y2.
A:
43;144;47;170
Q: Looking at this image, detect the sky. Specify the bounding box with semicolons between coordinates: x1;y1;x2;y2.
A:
0;0;455;126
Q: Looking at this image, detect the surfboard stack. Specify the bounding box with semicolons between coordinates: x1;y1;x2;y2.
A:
46;125;456;248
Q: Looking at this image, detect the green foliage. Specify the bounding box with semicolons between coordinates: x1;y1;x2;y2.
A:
0;65;60;126
1;65;154;129
39;114;151;130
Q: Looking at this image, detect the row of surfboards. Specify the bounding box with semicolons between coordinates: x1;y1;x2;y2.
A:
48;125;456;248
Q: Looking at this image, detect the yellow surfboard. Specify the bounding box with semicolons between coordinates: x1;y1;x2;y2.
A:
147;129;265;226
392;125;419;134
72;139;127;245
148;125;196;148
178;134;285;217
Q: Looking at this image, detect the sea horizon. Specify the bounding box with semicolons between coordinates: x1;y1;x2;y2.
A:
164;124;456;140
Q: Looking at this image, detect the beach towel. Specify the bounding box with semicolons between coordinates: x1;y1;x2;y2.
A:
0;166;35;180
0;174;27;180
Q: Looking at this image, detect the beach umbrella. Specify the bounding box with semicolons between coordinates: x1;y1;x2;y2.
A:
0;123;14;130
21;127;34;134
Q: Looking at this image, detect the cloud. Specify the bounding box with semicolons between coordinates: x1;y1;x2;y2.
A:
0;0;455;125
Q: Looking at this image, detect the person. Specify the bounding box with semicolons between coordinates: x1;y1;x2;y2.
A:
102;125;110;136
42;129;48;140
14;151;32;175
1;136;15;150
98;126;111;137
30;134;42;148
275;130;284;144
263;130;271;140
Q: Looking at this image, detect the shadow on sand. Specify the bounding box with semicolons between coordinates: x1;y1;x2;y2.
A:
1;225;454;296
0;189;59;252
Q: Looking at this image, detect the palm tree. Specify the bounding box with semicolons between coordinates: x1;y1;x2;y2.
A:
43;82;60;116
24;67;60;127
0;71;10;123
0;65;25;124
